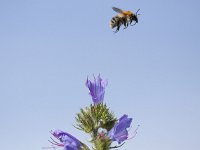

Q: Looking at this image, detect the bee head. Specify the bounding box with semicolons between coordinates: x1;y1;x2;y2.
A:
130;14;138;23
129;9;140;25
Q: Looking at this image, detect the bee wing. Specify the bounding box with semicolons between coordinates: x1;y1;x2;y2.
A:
112;7;123;13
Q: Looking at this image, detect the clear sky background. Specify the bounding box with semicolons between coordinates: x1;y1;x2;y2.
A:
0;0;200;150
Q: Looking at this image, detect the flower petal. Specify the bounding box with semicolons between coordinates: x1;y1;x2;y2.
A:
86;75;107;105
51;130;82;149
108;114;132;144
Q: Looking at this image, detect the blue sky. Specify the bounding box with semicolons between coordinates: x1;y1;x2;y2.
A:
0;0;200;150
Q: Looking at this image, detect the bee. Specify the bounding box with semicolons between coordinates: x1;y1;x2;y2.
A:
110;7;140;33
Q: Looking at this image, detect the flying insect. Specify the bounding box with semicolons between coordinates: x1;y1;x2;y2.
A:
110;7;140;33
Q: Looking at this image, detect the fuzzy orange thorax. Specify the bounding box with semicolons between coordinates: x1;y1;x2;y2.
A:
122;11;133;16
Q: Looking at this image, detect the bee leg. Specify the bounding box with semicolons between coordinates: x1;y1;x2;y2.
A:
124;22;129;29
130;21;137;26
129;19;136;26
113;29;119;33
117;25;120;31
123;23;127;29
122;18;128;29
114;25;120;33
130;20;133;25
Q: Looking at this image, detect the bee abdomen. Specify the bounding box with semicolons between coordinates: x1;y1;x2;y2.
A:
110;16;121;29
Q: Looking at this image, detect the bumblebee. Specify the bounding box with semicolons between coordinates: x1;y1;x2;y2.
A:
110;7;140;33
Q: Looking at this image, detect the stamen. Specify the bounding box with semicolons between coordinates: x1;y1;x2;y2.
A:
42;146;59;149
48;140;58;145
48;140;63;147
50;137;62;145
110;142;125;149
49;131;61;141
127;125;140;140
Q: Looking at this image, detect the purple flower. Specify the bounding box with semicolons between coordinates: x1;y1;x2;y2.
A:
49;130;83;150
108;114;132;144
86;75;108;105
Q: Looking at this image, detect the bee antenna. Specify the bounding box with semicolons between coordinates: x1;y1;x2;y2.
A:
136;9;140;16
